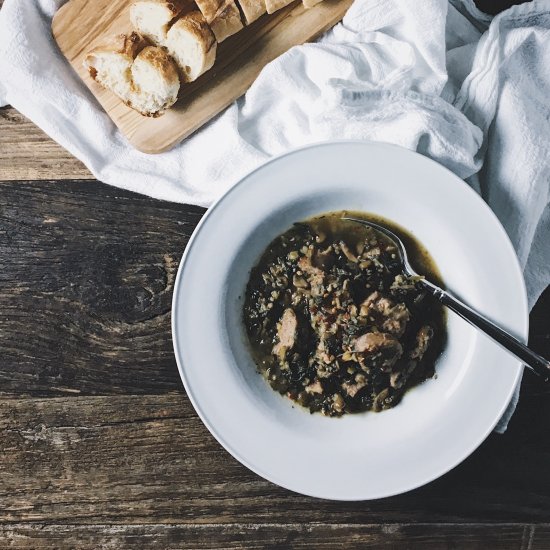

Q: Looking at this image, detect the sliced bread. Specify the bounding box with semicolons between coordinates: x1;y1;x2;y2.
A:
130;46;181;115
84;33;180;117
236;0;266;24
194;0;243;42
84;33;146;101
130;0;192;44
165;11;217;82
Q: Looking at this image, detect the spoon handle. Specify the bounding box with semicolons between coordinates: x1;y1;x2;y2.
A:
420;280;550;381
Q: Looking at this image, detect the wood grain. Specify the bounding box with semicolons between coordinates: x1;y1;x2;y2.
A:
1;379;550;526
0;179;203;396
0;523;531;549
532;527;550;550
0;108;92;181
52;0;353;153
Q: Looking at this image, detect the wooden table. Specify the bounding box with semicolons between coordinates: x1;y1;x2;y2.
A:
1;1;549;547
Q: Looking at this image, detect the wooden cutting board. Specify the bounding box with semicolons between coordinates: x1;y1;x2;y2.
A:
52;0;352;154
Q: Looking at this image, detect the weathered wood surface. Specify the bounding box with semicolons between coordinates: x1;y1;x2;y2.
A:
0;378;549;526
0;179;203;396
0;523;535;549
0;108;92;181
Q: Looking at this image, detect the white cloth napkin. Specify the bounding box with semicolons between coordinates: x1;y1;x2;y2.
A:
0;0;548;432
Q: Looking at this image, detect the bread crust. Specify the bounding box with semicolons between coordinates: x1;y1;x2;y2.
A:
193;0;222;21
135;46;180;87
264;0;293;13
132;0;192;19
123;100;162;118
171;11;216;55
84;34;179;117
194;0;243;41
236;0;266;24
86;32;148;62
167;11;217;81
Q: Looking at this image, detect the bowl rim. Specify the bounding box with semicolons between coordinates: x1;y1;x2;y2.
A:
172;139;528;500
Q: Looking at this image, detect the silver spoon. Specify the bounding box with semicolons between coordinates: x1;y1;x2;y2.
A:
343;217;550;380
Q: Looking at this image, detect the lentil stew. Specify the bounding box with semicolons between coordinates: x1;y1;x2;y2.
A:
243;211;446;417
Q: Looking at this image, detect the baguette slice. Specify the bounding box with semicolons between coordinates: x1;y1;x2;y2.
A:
303;0;323;7
165;11;217;82
236;0;266;24
130;46;181;115
130;0;192;44
264;0;293;14
84;33;147;101
194;0;243;42
84;33;180;117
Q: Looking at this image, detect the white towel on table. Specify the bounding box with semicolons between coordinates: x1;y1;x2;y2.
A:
0;0;548;432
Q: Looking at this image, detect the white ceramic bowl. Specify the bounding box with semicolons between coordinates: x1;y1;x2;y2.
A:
172;141;528;500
